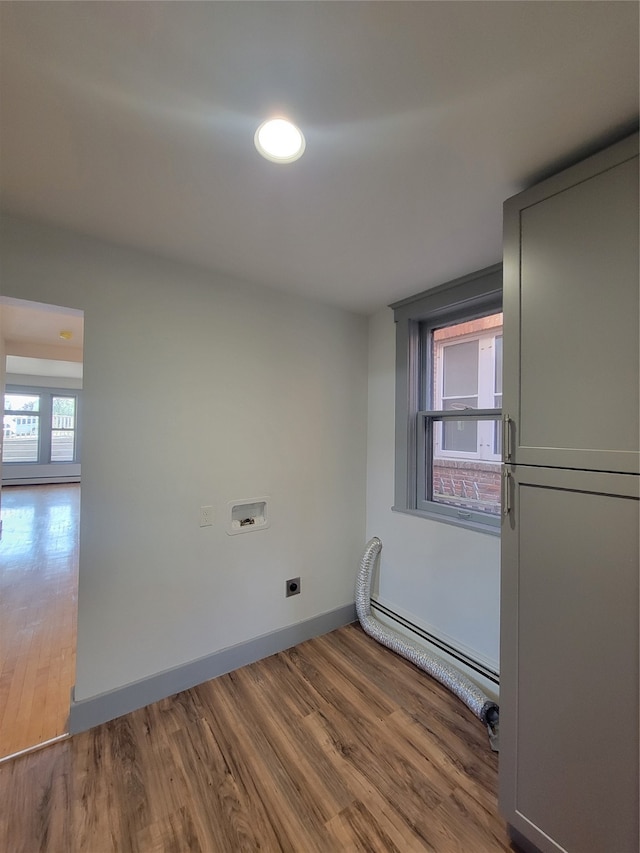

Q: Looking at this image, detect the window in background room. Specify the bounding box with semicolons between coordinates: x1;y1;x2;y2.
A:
3;388;80;465
51;396;76;462
3;393;41;462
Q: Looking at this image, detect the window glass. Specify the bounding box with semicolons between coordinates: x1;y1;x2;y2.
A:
5;393;40;412
3;388;80;466
442;340;479;400
442;418;478;453
2;394;40;462
494;335;503;396
425;312;503;519
431;419;502;515
494;335;503;454
51;396;76;462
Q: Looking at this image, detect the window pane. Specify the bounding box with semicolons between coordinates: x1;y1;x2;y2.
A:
494;335;503;394
50;397;76;462
442;340;478;397
51;431;75;462
430;421;502;515
440;397;480;454
494;393;503;454
4;393;40;413
443;396;478;412
52;396;76;429
2;413;39;462
442;419;478;453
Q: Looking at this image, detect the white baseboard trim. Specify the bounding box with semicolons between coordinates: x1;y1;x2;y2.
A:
68;603;356;734
2;477;81;486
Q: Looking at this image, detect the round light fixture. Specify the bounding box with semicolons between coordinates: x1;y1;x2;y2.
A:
254;117;305;163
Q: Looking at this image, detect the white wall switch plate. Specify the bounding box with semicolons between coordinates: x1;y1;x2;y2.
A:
199;506;213;527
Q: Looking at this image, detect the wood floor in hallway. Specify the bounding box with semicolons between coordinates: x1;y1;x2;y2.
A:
0;623;512;852
0;483;79;759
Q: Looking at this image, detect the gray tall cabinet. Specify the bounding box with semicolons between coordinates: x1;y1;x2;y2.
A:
500;133;639;853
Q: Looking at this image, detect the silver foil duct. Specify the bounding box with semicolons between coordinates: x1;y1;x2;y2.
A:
356;536;499;749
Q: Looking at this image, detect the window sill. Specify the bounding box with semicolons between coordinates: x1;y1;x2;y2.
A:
391;504;501;537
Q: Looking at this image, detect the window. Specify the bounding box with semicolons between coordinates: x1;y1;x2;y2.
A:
3;393;41;462
3;388;80;465
392;264;502;534
51;396;77;462
422;313;503;516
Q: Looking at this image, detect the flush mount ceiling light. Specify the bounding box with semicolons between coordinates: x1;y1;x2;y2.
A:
254;117;305;163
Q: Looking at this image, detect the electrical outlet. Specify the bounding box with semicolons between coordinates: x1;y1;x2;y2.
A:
199;506;213;527
285;577;301;597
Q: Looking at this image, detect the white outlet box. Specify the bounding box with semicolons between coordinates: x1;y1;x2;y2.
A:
199;506;213;527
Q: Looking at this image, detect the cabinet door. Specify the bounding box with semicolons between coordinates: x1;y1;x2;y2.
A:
500;466;639;853
503;134;639;474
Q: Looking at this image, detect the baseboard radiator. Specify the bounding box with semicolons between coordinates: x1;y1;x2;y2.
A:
370;599;500;689
356;536;499;750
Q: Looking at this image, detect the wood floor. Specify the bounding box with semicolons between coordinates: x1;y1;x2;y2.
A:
0;484;79;758
0;623;512;852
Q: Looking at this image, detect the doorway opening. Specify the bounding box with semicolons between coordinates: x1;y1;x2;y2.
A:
0;297;83;760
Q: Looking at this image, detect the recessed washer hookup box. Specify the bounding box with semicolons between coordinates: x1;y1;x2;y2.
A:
226;497;270;535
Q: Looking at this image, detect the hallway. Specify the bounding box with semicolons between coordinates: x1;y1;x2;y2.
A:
0;484;79;758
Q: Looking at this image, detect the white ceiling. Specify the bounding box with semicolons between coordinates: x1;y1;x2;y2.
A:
0;2;637;315
1;299;84;359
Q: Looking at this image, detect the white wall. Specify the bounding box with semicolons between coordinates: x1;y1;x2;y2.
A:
0;214;368;701
366;306;500;673
5;373;82;390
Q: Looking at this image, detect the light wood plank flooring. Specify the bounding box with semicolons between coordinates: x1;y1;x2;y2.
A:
0;484;79;758
0;623;512;852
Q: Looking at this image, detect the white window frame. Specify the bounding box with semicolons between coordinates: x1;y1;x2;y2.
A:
391;264;502;535
3;385;81;466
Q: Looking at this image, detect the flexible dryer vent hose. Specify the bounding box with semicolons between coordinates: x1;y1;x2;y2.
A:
356;537;499;751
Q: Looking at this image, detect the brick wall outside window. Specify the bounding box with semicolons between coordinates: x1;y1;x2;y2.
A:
432;459;501;515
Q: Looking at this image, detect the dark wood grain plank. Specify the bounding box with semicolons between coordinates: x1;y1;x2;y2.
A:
0;623;511;852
